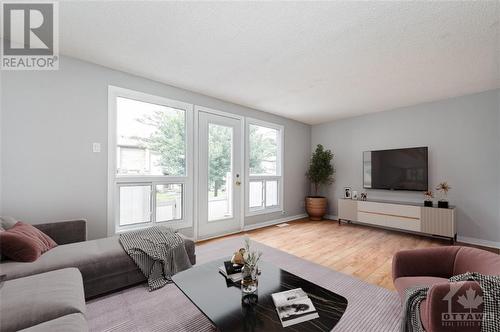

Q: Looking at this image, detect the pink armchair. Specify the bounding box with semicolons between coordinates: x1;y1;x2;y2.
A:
392;246;500;332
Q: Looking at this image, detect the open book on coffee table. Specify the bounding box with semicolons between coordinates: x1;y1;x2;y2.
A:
271;288;319;327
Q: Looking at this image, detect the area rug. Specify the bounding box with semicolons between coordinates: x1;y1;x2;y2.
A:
86;237;402;331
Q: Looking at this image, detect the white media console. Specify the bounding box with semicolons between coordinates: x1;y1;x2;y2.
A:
338;198;457;243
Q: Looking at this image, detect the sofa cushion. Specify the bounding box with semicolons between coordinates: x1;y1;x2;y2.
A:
453;247;500;276
0;236;140;294
0;222;57;262
19;313;88;332
394;276;448;298
0;268;86;332
0;235;195;298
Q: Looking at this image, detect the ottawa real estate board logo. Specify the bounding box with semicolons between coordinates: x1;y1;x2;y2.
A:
1;1;59;70
440;283;495;329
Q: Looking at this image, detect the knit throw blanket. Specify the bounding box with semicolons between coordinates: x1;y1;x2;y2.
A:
401;272;500;332
119;226;192;291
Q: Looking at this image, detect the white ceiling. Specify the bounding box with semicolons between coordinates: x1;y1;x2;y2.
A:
55;1;500;124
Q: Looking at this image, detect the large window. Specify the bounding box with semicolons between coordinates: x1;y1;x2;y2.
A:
246;119;283;215
116;96;185;176
109;87;286;235
109;87;193;233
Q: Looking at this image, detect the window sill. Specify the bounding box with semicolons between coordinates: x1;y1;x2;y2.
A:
115;220;192;235
245;206;283;217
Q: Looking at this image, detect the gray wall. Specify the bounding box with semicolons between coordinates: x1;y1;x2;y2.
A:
1;56;311;240
312;89;500;244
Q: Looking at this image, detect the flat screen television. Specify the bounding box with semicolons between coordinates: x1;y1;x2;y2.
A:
363;147;428;191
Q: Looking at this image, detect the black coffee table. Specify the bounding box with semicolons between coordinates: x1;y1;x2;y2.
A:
172;258;348;332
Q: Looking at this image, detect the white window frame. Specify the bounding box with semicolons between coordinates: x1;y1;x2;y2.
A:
107;86;194;235
245;118;284;216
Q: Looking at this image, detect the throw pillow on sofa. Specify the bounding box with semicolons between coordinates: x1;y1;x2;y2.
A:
0;222;57;262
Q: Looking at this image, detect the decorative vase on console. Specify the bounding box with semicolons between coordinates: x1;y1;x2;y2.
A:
436;182;451;208
241;238;262;296
423;190;434;207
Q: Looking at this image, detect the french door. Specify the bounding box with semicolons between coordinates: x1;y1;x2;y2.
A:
197;111;242;239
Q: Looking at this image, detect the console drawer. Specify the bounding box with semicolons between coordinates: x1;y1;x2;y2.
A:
358;211;421;232
385;215;421;232
358;201;420;219
358;211;387;226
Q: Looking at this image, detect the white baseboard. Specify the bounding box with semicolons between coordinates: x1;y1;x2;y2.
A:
242;214;307;231
457;236;500;249
324;214;338;221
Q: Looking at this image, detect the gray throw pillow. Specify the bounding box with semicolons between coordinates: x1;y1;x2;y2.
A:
0;216;18;230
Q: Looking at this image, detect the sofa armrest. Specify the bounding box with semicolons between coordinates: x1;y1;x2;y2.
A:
33;219;87;245
392;247;460;279
423;281;483;332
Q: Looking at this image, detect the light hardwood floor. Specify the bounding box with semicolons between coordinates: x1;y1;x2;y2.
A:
201;218;498;290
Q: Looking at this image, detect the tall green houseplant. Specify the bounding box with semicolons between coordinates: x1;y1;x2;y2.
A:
307;144;335;196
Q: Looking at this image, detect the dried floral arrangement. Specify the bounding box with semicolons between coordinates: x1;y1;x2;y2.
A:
424;190;434;201
435;182;451;200
243;238;262;270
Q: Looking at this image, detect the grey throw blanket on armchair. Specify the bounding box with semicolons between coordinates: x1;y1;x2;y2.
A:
119;226;192;290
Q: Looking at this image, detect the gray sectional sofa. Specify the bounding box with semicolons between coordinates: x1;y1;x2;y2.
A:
1;268;87;332
0;219;196;331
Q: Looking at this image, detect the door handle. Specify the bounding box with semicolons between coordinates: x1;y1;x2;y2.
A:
235;181;241;186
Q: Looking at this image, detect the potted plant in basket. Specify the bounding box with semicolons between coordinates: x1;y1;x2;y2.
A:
436;182;451;208
305;144;335;220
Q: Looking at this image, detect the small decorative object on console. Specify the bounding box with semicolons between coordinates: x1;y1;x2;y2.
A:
436;182;451;208
352;191;358;200
241;238;262;296
360;192;367;201
344;187;352;199
423;190;434;207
